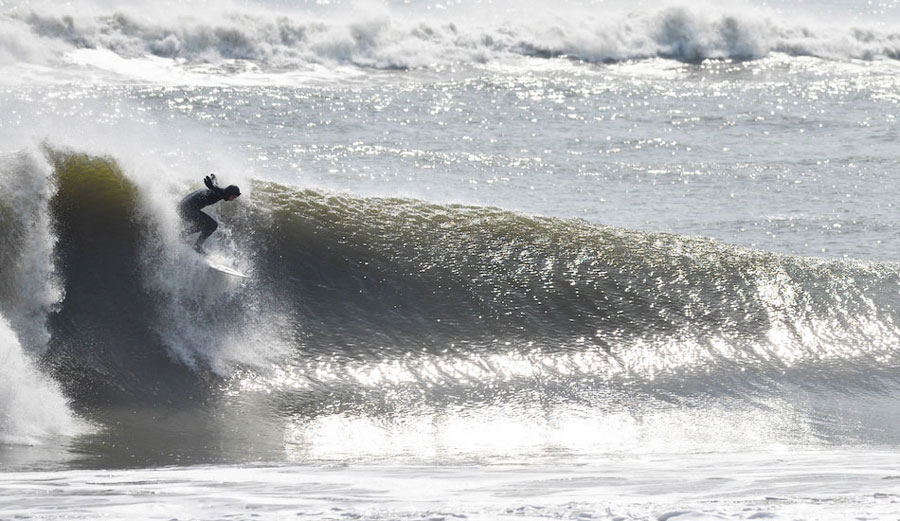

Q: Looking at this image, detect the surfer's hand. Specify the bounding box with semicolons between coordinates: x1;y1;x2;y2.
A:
204;175;218;190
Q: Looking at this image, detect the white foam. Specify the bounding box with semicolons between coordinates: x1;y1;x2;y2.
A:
3;450;900;520
4;0;900;84
0;151;62;353
0;315;80;445
139;241;294;375
0;150;80;445
0;14;69;66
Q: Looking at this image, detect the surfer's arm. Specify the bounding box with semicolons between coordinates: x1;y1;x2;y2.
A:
203;175;225;197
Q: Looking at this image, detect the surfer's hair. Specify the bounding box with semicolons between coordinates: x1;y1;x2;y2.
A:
224;185;241;198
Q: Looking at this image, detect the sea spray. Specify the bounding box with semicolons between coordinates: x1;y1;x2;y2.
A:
0;151;61;354
0;151;79;443
140;231;293;375
135;168;293;375
0;313;79;444
41;147;291;398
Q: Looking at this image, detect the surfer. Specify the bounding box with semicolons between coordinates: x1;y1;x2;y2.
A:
178;174;241;254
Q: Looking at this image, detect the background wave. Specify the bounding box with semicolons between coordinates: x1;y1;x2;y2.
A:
4;2;900;71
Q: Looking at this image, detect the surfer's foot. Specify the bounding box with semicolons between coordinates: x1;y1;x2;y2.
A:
193;244;207;255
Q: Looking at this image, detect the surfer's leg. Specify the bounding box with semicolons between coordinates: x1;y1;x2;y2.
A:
179;209;202;241
180;222;199;241
194;211;218;249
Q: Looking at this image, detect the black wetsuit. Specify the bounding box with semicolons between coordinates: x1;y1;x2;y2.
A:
178;187;225;250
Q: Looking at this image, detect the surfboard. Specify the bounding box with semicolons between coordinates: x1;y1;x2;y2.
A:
206;259;250;278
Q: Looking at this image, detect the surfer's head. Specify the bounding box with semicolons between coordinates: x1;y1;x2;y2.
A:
224;185;241;201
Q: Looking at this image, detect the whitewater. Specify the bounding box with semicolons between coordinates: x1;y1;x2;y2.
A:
4;0;900;519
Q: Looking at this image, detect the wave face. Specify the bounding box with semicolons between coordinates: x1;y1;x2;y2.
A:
237;183;900;374
41;149;207;405
5;2;900;71
4;147;900;454
23;149;900;402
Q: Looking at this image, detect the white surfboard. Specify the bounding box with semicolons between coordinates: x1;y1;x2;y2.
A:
206;259;250;278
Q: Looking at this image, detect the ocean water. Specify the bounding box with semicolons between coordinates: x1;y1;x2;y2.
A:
3;0;900;519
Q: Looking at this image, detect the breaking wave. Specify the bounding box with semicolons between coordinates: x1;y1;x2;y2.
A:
4;2;900;71
11;148;900;397
4;146;900;452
